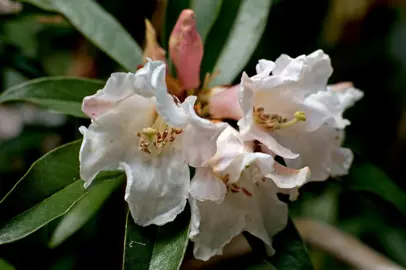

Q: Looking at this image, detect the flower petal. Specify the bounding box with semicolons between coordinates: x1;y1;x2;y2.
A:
267;163;310;189
256;59;275;76
247;177;288;249
82;60;164;119
122;147;189;226
277;125;350;181
190;168;227;203
181;96;228;166
303;50;333;91
79;94;156;187
155;73;189;128
330;147;353;177
239;124;299;159
189;169;288;261
189;193;249;261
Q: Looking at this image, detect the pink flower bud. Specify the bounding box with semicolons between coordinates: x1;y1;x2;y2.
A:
207;85;243;120
169;9;203;89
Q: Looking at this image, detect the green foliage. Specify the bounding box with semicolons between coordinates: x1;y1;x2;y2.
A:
0;77;103;117
206;0;272;86
49;172;125;248
123;208;190;270
21;0;144;71
346;161;406;216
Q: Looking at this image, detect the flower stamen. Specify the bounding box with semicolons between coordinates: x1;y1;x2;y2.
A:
254;106;306;131
138;116;183;156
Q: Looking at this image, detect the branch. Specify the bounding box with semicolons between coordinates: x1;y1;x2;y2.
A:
294;218;404;270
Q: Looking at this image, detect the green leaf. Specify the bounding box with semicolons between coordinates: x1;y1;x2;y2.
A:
245;218;314;270
49;172;125;248
190;0;223;42
209;0;272;86
0;141;82;216
21;0;143;71
0;258;15;270
0;141;82;244
346;162;406;216
123;207;190;270
0;77;103;118
0;180;85;245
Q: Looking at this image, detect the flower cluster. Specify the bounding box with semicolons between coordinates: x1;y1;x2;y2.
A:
79;10;363;261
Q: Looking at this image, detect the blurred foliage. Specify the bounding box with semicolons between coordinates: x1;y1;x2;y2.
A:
0;0;406;269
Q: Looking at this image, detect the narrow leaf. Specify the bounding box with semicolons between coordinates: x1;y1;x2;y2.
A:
0;141;84;244
346;162;406;216
190;0;223;41
49;173;125;248
123;207;190;270
0;180;85;245
21;0;143;71
209;0;272;86
245;218;314;270
0;140;82;216
0;77;103;118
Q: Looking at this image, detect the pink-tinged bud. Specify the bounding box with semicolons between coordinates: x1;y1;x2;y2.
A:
169;9;203;89
144;19;166;61
207;85;243;120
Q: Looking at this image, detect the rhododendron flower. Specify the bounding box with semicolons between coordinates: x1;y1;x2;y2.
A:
189;126;309;260
79;60;226;226
238;50;363;181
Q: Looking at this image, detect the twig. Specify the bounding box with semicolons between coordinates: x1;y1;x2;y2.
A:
294;218;404;270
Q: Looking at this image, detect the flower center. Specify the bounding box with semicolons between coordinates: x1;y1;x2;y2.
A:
253;106;306;131
137;115;182;156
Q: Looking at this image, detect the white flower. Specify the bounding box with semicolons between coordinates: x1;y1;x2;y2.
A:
79;60;226;226
189;126;309;260
238;50;362;181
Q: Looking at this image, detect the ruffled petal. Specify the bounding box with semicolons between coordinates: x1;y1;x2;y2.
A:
330;147;353;177
330;84;364;110
303;50;333;91
189;169;288;261
304;90;349;129
239;124;299;159
181;96;228;167
256;59;275;76
247;176;288;249
155;75;189;127
122;147;189;226
277;125;350;181
189;193;249;261
266;163;310;189
82;60;164;119
79;94;156;187
190;168;227;203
